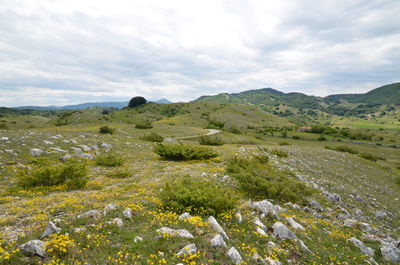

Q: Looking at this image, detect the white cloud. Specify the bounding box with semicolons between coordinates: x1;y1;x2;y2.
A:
0;0;399;106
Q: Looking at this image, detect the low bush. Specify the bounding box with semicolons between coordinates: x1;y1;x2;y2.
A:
226;157;313;203
153;143;218;161
358;153;384;162
140;133;164;143
95;153;124;167
396;177;400;185
17;160;88;189
318;135;326;141
160;175;239;215
135;123;153;129
226;125;241;134
99;126;114;134
270;149;288;158
106;169;131;179
292;135;300;140
0;123;9;130
198;135;224;146
207;120;225;129
279;142;290;146
326;145;358;154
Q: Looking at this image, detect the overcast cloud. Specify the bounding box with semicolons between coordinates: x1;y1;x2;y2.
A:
0;0;399;106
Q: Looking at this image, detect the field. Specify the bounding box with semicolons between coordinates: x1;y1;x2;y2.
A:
0;103;399;264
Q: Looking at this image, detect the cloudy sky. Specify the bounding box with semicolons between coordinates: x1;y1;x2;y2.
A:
0;0;399;106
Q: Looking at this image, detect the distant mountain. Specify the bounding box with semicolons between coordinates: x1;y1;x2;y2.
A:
195;83;400;115
195;87;322;109
324;83;400;105
15;99;172;110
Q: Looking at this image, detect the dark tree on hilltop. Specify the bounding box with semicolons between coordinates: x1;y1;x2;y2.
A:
128;96;147;108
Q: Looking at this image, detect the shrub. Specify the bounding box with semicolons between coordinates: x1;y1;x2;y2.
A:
99;126;114;134
160;175;238;215
95;153;124;167
128;96;147;108
326;145;358;154
271;149;288;158
318;135;326;141
198;135;224;146
226;157;313;203
106;169;131;178
207;120;225;129
396;177;400;185
0;123;9;130
135;123;153;129
358;153;384;162
292;135;300;140
140;133;164;142
153;143;218;161
17;160;88;189
279;142;290;146
226;125;241;134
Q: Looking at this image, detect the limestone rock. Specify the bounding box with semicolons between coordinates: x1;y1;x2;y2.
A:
30;148;44;157
349;237;374;256
104;203;119;215
41;221;61;239
179;212;191;220
227;247;243;264
272;222;297;240
380;243;400;263
177;243;197;256
208;216;229;240
210;234;227;248
286;217;305;231
123;208;133;219
20;240;46;258
156;227;194;238
249;200;279;219
78;210;102;219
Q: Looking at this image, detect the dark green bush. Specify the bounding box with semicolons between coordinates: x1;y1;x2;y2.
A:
140;133;164;142
160;175;239;215
135;123;153;129
358;153;384;162
106;169;131;178
95;153;124;167
292;135;300;140
207;120;225;129
279;142;290;146
128;96;147;108
198;135;224;146
318;135;326;141
17;160;88;189
326;145;358;154
226;157;313;203
99;126;115;134
0;123;9;130
271;149;288;158
153;143;218;161
226;125;241;134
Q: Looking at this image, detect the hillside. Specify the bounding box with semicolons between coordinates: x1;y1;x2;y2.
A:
195;83;400;116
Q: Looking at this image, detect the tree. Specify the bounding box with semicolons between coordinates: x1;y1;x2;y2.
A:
128;96;147;108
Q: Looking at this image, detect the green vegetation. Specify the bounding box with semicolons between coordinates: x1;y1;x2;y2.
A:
135;123;153;129
99;125;115;134
358;152;384;162
198;135;224;146
160;175;239;215
226;156;313;203
206;120;225;129
17;160;88;189
153;143;218;161
0;123;9;130
128;96;147;108
140;132;164;142
279;142;290;146
95;153;124;167
270;148;288;158
326;145;359;154
105;169;131;179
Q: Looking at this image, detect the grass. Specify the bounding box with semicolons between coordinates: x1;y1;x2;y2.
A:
0;102;399;265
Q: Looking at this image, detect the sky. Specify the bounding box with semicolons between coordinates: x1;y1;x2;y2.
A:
0;0;399;107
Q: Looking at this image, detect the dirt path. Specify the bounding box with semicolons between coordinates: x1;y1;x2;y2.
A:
162;129;220;142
